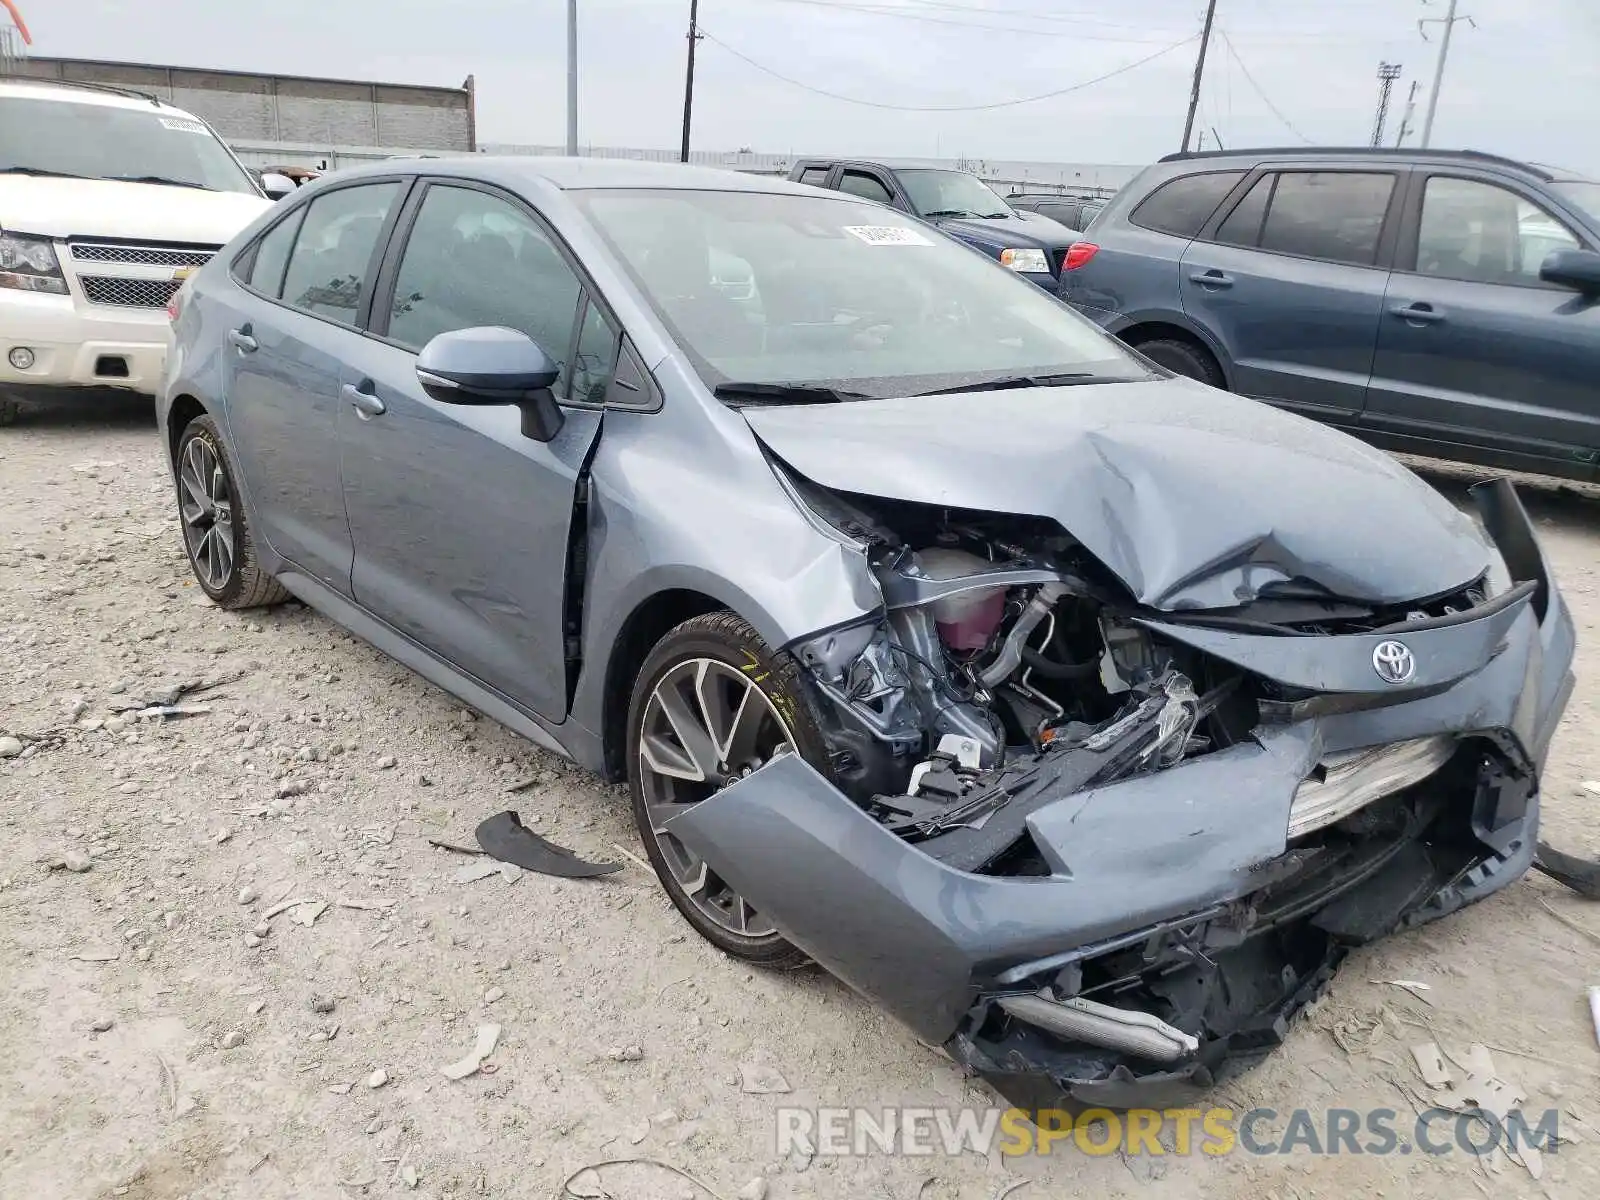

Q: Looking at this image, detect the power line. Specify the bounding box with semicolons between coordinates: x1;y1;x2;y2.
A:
1219;30;1314;144
698;28;1196;112
755;0;1183;43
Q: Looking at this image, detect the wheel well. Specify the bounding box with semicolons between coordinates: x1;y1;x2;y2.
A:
1118;322;1225;378
166;394;207;465
600;589;725;781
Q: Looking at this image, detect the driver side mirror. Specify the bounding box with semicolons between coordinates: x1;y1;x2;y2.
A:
259;172;297;201
1539;248;1600;295
416;326;565;442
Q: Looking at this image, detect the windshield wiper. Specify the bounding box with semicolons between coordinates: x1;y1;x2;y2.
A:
714;381;872;406
105;174;213;191
0;166;95;180
914;372;1104;395
920;209;980;219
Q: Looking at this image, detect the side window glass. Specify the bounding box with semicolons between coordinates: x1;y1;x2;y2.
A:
1417;177;1580;285
798;167;831;187
280;182;401;322
1129;171;1245;237
570;299;621;405
838;170;894;205
387;185;582;392
1257;172;1394;266
1038;203;1078;227
245;207;304;298
1214;174;1273;247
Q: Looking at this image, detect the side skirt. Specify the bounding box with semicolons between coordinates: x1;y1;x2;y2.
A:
273;568;597;769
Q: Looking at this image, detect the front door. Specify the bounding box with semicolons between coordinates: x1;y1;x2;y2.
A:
222;180;405;591
337;180;619;721
1365;172;1600;468
1180;168;1402;421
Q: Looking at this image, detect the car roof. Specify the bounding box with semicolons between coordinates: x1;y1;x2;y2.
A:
0;76;177;113
1158;146;1554;183
327;155;835;195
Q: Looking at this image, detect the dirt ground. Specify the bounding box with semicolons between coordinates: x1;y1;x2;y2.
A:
3;402;1600;1200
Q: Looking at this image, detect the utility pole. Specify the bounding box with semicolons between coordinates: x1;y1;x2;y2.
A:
1180;0;1218;153
1394;79;1419;146
565;0;578;155
680;0;701;163
1371;62;1402;146
1418;0;1475;148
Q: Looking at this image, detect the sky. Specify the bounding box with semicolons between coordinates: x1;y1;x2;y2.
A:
11;0;1599;172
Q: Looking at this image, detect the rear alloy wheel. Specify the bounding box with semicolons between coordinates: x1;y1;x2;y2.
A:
626;612;831;968
1134;337;1226;389
174;416;290;609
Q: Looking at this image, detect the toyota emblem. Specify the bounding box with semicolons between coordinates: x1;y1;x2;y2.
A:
1372;640;1416;684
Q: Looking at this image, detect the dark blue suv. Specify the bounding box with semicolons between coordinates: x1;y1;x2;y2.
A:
1060;148;1600;482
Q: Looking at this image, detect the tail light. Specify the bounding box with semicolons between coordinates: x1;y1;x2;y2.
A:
1063;242;1099;271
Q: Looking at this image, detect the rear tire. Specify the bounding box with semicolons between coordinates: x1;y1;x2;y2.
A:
174;415;291;610
625;611;833;970
1132;336;1226;389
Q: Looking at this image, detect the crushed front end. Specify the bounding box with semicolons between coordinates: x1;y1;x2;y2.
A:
667;472;1575;1110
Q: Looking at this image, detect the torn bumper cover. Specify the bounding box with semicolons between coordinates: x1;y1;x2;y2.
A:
665;481;1576;1109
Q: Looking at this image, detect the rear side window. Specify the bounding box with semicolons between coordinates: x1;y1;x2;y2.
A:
280;182;402;324
1215;175;1272;247
1256;172;1395;266
1129;171;1245;237
246;208;304;299
798;166;830;187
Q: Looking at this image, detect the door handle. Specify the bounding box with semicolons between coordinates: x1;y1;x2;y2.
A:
227;328;258;353
341;382;386;418
1390;302;1446;325
1188;269;1234;289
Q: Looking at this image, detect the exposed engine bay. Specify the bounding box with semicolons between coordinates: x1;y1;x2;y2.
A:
787;481;1490;868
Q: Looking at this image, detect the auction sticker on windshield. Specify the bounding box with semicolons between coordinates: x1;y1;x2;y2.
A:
843;225;934;246
159;117;209;134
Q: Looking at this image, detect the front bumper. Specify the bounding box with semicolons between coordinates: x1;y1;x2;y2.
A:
0;287;172;400
667;480;1576;1108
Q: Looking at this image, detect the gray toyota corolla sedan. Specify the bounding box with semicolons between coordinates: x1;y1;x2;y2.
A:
158;158;1575;1110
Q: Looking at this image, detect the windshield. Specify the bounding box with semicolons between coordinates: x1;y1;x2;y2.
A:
573;188;1150;397
1553;180;1600;224
895;169;1013;219
0;97;259;194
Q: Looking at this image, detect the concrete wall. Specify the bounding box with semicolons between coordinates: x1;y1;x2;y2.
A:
8;57;475;152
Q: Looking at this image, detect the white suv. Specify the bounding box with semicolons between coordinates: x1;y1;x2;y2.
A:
0;79;274;423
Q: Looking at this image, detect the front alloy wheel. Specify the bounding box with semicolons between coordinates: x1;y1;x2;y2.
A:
626;611;833;968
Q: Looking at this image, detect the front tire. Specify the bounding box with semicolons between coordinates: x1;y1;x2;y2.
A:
174;415;290;610
625;611;833;969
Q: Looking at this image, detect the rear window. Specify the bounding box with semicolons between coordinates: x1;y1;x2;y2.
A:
1129;171;1245;237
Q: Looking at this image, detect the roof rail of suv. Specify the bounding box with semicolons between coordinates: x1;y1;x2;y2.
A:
6;75;164;107
1157;146;1551;181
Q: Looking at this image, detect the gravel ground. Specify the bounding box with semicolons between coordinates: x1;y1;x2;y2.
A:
4;404;1600;1200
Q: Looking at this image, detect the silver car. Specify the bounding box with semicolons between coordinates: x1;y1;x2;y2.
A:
159;158;1574;1110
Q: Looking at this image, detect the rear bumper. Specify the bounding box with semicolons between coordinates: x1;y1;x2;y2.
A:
667;480;1575;1108
0;288;171;399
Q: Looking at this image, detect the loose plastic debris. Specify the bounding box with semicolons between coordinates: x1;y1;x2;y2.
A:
441;1023;502;1080
473;810;621;878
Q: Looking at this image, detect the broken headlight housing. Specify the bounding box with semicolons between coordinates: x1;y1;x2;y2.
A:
0;232;68;295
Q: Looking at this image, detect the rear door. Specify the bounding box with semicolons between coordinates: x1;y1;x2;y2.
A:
1365;171;1600;467
222;178;406;591
335;179;613;721
1179;167;1404;422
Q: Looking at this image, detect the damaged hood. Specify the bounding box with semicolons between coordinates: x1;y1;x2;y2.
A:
743;378;1494;610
